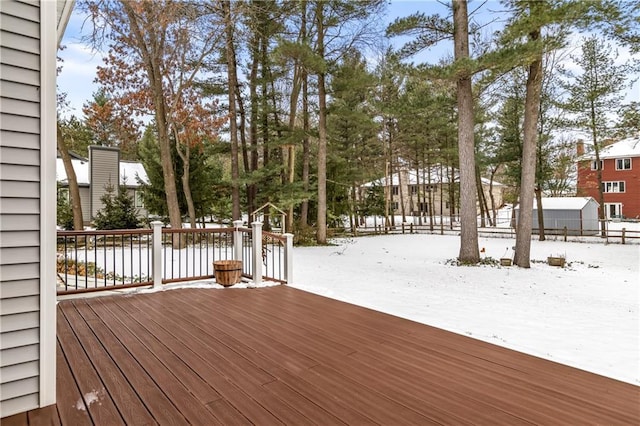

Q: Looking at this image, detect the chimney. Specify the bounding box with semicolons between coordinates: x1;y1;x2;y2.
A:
576;139;584;157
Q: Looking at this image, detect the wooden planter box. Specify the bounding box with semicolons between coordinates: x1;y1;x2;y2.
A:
213;260;242;286
500;258;512;266
547;256;566;267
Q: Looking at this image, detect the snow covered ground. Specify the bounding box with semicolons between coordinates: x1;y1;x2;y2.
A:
290;234;639;385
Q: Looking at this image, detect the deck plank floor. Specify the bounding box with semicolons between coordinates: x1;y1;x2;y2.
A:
8;285;639;425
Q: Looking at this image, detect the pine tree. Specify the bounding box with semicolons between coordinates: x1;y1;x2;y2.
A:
93;183;141;230
327;50;380;232
56;184;75;230
561;35;636;234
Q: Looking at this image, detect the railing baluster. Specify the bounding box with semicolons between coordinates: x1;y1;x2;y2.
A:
57;225;288;295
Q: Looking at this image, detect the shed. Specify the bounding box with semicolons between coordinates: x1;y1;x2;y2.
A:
515;197;599;236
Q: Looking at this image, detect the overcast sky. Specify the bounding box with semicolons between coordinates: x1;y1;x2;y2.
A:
57;0;638;125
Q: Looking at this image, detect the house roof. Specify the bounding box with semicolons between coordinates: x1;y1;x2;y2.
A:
516;197;598;211
56;158;149;186
580;136;640;161
363;166;503;187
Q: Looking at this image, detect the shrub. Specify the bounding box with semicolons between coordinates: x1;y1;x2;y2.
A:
93;183;141;230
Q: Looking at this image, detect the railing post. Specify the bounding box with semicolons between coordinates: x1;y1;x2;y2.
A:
151;221;163;289
252;221;263;285
622;227;626;245
283;233;293;284
233;220;243;261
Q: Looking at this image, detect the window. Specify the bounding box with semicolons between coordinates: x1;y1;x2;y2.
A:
601;181;625;193
616;158;631;170
410;185;418;195
391;186;399;196
418;202;429;212
605;203;623;220
392;202;399;210
590;160;604;171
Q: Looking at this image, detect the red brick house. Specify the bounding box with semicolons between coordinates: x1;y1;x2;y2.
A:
576;136;640;219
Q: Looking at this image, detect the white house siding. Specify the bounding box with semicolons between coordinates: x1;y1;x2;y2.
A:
0;0;43;417
80;185;91;222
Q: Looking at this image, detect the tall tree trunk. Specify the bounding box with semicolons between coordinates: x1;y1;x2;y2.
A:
236;90;250;175
489;167;498;226
57;125;84;230
122;2;182;230
224;0;241;221
236;88;254;222
300;65;310;227
427;159;434;231
535;186;545;240
398;163;406;223
453;0;479;263
591;107;606;236
286;67;302;233
514;15;543;268
248;19;260;223
315;2;327;244
388;120;396;227
299;0;310;228
415;154;422;226
475;167;486;228
260;33;271;230
174;131;197;228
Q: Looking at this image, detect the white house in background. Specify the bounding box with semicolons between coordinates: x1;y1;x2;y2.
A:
515;197;600;236
363;165;506;217
1;0;73;418
57;145;150;224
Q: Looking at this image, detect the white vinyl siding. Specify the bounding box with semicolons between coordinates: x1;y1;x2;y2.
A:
0;164;40;182
0;198;39;214
0;295;39;315
80;186;91;222
0;0;43;417
1;361;39;384
0;231;40;252
1;344;39;368
90;146;120;219
0;130;39;150
1;63;39;86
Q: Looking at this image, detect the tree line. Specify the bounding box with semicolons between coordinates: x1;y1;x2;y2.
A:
57;0;639;266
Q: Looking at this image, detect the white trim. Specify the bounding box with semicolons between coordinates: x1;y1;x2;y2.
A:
601;181;626;193
57;0;76;47
40;0;57;408
615;158;632;171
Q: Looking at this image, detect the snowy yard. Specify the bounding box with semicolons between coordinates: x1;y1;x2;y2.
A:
291;234;639;386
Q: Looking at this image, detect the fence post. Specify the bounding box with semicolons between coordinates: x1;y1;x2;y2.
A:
283;233;293;284
563;226;568;242
151;221;163;289
622;228;626;245
233;220;243;260
252;221;263;285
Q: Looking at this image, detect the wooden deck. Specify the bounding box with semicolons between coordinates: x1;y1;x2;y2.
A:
5;286;639;425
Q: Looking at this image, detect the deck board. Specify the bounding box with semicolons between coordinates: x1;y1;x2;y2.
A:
13;286;640;425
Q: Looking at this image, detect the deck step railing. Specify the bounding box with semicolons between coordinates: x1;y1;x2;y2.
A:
57;221;293;295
